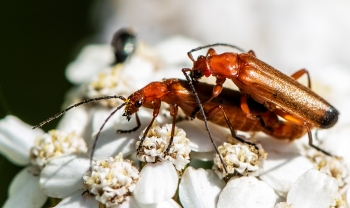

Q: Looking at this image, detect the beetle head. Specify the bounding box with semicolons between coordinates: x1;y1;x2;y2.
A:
123;91;144;121
191;55;211;81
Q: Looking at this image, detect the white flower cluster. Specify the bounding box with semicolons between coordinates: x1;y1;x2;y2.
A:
30;130;87;168
136;122;191;171
63;41;162;109
307;149;350;191
83;153;140;207
0;116;89;208
213;142;267;179
304;147;350;207
85;66;124;107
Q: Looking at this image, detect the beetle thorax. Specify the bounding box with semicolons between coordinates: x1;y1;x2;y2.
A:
209;53;240;78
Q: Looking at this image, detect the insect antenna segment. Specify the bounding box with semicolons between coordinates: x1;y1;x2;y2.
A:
89;102;127;168
182;70;228;174
32;95;129;170
32;95;126;129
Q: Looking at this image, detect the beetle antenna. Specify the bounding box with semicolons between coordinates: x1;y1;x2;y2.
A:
187;43;245;60
32;95;126;129
89;102;126;168
182;69;228;174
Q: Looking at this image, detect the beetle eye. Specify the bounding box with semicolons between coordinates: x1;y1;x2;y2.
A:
192;70;202;79
135;100;142;107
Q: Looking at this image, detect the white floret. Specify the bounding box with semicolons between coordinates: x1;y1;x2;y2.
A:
213;142;267;179
306;148;350;193
30;130;87;168
83;153;140;207
136;122;191;171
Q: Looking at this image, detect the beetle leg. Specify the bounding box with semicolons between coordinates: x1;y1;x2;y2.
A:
305;126;332;156
165;104;178;154
182;68;195;82
206;105;259;152
137;100;161;154
240;93;273;132
190;76;226;119
136;116;157;154
117;113;141;133
290;68;311;89
183;70;228;174
274;109;333;156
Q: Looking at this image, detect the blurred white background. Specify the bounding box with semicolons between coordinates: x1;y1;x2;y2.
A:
93;0;350;75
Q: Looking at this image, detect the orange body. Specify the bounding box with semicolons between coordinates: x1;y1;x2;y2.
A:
188;49;339;130
126;78;307;140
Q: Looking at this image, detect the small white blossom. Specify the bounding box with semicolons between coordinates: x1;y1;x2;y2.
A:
65;40;165;101
285;169;339;208
136;122;191;171
4;166;47;208
40;152;180;207
83;153;140;207
213;141;267;179
217;176;278;208
90;107;160;160
179;167;225;208
85;65;125;107
65;44;115;85
0;115;43;166
133;161;179;204
30;130;87;168
0;116;88;208
258;140;314;197
306;148;350;192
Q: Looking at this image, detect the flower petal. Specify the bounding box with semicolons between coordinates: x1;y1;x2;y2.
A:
55;189;99;208
90;107;155;159
0;115;43;165
3;166;47;208
65;44;114;84
318;123;350;167
259;152;313;197
256;134;303;155
217;177;278;208
133;161;178;204
176;119;229;152
40;154;90;198
57;105;90;138
179;167;225;208
287;169;338;208
155;35;201;66
117;55;159;93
